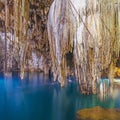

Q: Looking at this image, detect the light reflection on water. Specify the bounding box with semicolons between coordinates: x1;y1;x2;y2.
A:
98;79;120;102
0;72;120;120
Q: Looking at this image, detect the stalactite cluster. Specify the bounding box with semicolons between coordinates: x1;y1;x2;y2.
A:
48;0;120;94
0;0;53;77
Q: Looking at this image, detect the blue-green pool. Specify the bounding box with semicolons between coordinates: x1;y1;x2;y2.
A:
0;72;120;120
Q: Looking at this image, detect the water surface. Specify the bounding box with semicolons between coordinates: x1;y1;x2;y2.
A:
0;72;120;120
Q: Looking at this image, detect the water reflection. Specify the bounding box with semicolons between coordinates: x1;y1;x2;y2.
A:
98;79;120;102
0;73;120;120
98;79;110;101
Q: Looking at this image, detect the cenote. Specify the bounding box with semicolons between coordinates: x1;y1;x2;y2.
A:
1;0;120;120
0;72;120;120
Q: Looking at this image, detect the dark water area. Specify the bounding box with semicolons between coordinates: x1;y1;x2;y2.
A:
0;72;120;120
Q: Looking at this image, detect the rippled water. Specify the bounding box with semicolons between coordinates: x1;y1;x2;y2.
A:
0;72;120;120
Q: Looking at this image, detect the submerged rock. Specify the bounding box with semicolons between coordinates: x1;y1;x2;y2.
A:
77;106;120;120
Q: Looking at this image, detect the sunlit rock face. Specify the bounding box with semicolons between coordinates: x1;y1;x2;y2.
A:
48;0;120;93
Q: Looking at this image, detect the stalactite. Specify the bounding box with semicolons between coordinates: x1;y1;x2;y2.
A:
4;0;8;74
20;0;30;79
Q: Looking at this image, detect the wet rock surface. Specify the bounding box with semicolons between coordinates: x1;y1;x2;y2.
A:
77;106;120;120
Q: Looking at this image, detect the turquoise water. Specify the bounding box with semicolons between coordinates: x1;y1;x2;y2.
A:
0;72;120;120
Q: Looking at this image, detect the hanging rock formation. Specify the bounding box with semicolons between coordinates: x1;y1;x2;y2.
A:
0;0;53;77
48;0;120;94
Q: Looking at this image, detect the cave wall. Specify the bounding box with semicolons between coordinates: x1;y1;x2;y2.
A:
0;0;53;76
